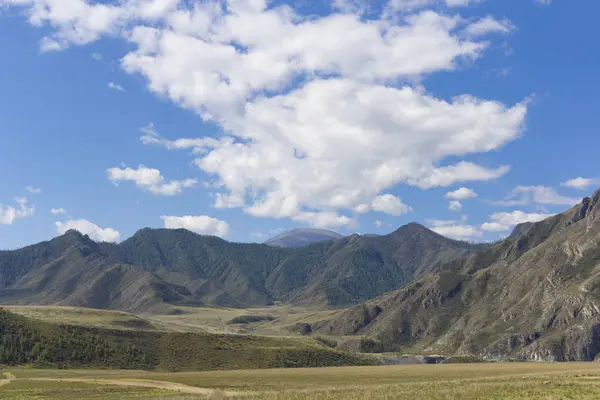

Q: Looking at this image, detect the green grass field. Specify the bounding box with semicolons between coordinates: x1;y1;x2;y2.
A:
4;363;600;399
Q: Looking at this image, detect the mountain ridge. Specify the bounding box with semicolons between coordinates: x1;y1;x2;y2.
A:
312;189;600;361
0;221;481;311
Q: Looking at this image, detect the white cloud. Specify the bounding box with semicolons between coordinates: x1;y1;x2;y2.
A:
371;194;412;216
449;200;462;211
55;219;120;242
411;162;511;189
9;0;127;51
445;187;478;200
428;219;482;240
375;220;382;227
480;210;552;232
140;124;228;154
25;186;42;194
50;208;66;215
3;0;526;227
39;36;63;52
91;52;102;60
493;186;581;207
161;215;230;237
108;82;126;92
561;177;600;191
107;165;197;196
385;0;482;12
533;0;551;5
292;211;354;229
354;204;370;214
0;197;35;225
464;16;514;37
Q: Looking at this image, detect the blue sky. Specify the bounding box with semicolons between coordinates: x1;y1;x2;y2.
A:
1;0;599;249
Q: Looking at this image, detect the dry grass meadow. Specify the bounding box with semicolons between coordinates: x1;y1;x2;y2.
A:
4;363;600;399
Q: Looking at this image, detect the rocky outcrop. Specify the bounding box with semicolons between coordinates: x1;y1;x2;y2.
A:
314;189;600;361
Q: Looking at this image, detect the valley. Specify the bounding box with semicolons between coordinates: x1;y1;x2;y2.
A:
1;189;600;399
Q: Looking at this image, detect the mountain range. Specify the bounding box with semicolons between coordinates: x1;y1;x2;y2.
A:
0;223;480;311
313;189;600;361
2;189;600;361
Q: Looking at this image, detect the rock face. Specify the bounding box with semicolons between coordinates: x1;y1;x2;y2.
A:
314;189;600;361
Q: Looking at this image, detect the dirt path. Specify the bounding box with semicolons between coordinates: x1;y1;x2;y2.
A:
0;372;16;387
29;377;242;396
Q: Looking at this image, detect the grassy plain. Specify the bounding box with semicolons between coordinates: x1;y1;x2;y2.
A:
4;363;600;399
3;304;342;336
4;306;159;331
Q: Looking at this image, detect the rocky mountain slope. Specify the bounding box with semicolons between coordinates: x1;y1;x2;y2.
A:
313;189;600;361
0;223;479;311
264;228;344;248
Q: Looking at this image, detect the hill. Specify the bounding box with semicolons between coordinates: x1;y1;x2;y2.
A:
265;228;344;248
312;189;600;361
0;224;480;310
0;308;374;371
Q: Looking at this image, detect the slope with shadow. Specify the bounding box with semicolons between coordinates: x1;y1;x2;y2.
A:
264;228;344;248
0;231;197;312
314;189;600;361
0;223;481;311
104;224;479;307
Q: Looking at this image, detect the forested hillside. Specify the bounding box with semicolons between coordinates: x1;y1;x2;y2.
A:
0;223;480;310
0;308;374;370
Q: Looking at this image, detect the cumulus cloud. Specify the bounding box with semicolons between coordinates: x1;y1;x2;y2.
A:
445;187;478;200
446;187;476;212
161;215;230;237
25;186;42;194
411;163;511;189
50;208;66;215
480;210;552;232
0;197;35;225
492;186;581;207
428;219;482;240
371;194;412;216
354;204;370;214
107;165;197;196
561;177;600;191
449;200;462;211
292;211;354;229
3;0;527;228
55;219;120;242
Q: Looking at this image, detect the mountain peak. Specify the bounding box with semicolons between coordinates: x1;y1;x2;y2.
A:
265;228;343;248
62;229;84;238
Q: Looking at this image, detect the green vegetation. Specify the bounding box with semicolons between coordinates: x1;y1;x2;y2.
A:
0;222;480;312
5;306;158;331
313;336;338;348
0;309;374;371
228;315;275;324
442;354;485;363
